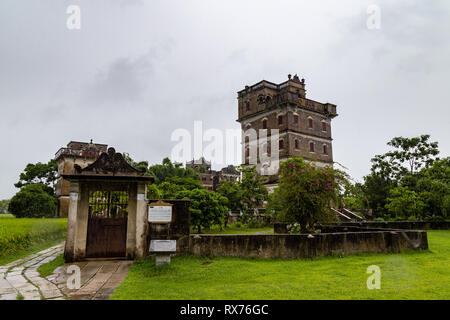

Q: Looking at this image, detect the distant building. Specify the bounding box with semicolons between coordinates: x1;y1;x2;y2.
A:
55;140;107;217
237;74;338;191
186;157;240;191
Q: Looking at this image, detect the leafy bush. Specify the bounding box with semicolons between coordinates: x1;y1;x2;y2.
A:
8;183;57;218
176;188;228;233
267;157;348;232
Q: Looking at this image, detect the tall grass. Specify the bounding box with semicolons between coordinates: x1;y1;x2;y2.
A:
0;218;67;260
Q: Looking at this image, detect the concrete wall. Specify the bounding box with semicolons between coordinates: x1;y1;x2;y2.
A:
274;221;450;233
177;230;428;259
340;221;450;230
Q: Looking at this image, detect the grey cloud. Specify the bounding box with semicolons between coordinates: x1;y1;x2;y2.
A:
0;0;449;198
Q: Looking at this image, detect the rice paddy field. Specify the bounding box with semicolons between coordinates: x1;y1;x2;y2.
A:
0;214;67;265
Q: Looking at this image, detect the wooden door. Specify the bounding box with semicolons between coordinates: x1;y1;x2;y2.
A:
86;191;128;258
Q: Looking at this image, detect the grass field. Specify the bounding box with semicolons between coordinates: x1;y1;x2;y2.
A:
0;217;67;265
111;230;450;300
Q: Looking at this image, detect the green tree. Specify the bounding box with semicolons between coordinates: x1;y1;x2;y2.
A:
239;166;268;222
122;152;149;172
147;184;163;200
0;199;10;214
15;160;58;193
217;180;242;212
148;157;198;184
413;157;450;220
267;157;347;232
362;172;395;218
8;184;57;218
342;182;367;210
176;188;228;233
385;186;425;220
371;135;439;180
217;180;242;227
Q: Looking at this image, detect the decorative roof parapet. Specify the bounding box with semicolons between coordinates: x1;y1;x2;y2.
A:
73;147;146;176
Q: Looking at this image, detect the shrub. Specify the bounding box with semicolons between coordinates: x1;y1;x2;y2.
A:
8;183;57;218
267;157;348;232
176;189;228;233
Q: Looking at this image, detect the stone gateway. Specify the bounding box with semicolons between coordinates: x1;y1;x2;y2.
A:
63;147;153;262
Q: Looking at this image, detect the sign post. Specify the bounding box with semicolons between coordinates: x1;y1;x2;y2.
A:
148;200;174;266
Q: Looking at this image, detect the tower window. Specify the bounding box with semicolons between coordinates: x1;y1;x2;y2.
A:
295;139;299;149
245;101;250;111
309;141;315;152
308;118;313;128
278;115;283;125
279;139;284;149
245;148;249;157
323;144;328;155
322;121;327;132
262;119;267;129
294;114;299;124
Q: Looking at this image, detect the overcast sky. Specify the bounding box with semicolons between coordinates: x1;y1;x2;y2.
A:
1;0;449;199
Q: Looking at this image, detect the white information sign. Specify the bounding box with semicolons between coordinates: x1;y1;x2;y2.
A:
148;205;172;223
149;240;177;252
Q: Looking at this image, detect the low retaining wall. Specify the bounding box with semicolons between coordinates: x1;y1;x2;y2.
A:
274;221;450;233
177;229;428;259
340;221;450;230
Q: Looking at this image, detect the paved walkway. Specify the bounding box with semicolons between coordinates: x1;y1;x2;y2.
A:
0;243;132;300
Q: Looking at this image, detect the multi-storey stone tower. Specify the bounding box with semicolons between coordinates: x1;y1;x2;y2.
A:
55;140;108;217
237;74;338;190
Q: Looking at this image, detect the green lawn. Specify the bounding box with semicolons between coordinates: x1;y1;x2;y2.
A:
111;230;450;300
193;223;273;235
0;217;67;265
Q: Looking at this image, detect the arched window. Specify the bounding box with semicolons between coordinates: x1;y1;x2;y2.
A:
245;101;250;111
308;118;313;128
293;114;299;124
278;115;283;125
323;144;328;155
262;119;267;129
322;121;327;132
279;139;284;149
295;139;299;149
309;141;315;152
